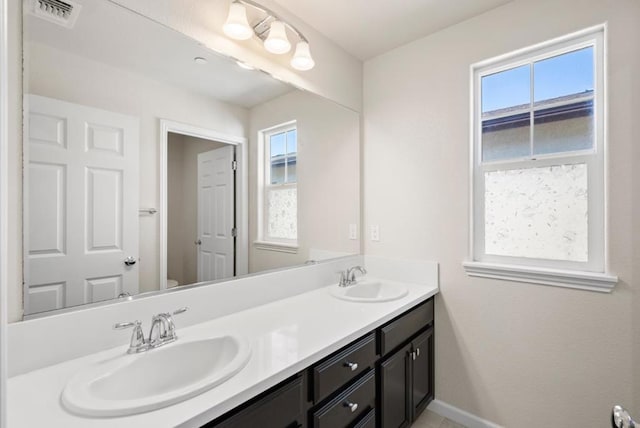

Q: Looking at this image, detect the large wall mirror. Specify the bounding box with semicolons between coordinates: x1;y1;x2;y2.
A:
21;0;360;317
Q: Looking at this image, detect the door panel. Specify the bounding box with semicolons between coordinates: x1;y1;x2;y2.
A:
28;162;65;255
197;146;235;281
411;327;434;420
85;167;122;251
26;95;139;313
380;342;412;428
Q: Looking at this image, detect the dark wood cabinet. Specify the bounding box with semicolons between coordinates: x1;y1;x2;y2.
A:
411;327;434;420
311;333;377;403
379;299;433;356
354;409;376;428
379;326;434;428
204;297;434;428
205;375;305;428
379;342;412;428
311;369;376;428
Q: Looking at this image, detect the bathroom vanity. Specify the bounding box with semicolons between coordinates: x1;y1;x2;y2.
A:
7;257;438;428
207;298;434;428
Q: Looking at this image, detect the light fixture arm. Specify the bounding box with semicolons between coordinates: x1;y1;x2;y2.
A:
232;0;309;43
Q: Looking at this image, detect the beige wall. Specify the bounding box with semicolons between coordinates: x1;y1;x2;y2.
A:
8;42;249;321
167;133;226;286
249;90;360;273
363;0;639;426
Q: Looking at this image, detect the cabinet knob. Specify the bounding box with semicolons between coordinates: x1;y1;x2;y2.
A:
343;401;358;413
344;361;358;371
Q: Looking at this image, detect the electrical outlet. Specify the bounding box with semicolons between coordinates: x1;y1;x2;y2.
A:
370;225;380;242
349;224;358;240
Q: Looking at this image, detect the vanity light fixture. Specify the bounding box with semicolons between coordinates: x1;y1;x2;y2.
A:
222;0;315;71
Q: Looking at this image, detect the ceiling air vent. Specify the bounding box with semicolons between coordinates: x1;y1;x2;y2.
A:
27;0;82;29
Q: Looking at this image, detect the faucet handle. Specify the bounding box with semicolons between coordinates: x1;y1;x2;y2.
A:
338;271;348;287
114;320;147;353
114;320;141;330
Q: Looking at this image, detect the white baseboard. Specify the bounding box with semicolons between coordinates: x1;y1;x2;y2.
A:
428;399;502;428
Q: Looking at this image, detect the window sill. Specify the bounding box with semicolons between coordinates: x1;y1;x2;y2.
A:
253;240;299;254
462;261;618;293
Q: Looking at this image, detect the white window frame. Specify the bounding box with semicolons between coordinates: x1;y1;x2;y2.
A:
255;121;299;253
464;25;618;292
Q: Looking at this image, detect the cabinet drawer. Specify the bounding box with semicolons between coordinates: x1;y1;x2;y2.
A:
354;409;376;428
312;369;376;428
379;298;433;356
312;333;376;402
209;376;303;428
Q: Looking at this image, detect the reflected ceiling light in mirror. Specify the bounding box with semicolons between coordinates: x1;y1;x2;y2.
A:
223;2;253;40
223;0;315;71
236;60;255;70
263;21;290;54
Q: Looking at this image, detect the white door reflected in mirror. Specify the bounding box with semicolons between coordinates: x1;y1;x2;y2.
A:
197;145;235;282
25;95;139;315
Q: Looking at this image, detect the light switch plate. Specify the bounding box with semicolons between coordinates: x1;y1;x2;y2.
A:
370;225;380;242
349;224;358;240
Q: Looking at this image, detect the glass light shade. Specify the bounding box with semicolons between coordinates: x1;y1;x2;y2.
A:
223;2;253;40
264;21;291;54
290;41;315;70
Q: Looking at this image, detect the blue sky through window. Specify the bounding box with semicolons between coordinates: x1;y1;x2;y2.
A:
270;132;286;157
482;47;594;113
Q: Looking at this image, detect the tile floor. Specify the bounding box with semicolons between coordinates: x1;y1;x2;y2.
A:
412;409;467;428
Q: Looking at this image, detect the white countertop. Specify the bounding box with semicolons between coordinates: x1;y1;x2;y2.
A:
8;279;438;427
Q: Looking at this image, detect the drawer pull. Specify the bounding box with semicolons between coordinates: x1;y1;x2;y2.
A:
344;401;358;413
344;361;359;371
416;347;420;357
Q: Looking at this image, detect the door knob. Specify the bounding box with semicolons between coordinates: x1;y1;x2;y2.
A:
195;239;202;245
124;256;137;266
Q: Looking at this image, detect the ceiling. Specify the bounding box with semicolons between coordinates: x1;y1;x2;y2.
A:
26;0;292;108
271;0;514;60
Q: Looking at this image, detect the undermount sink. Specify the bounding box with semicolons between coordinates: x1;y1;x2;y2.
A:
62;335;251;417
329;279;409;302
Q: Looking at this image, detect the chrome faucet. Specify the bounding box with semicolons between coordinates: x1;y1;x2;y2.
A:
149;313;173;346
114;307;188;354
339;266;367;287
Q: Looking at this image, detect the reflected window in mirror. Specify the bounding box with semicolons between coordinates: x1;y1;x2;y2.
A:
262;122;298;246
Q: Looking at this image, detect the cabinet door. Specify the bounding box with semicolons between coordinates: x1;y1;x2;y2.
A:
379;342;412;428
411;327;434;420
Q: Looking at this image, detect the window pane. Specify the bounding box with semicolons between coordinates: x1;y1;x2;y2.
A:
533;100;594;155
484;163;588;262
286;130;297;154
482;113;530;162
267;187;297;240
481;65;531;162
534;47;594;103
286;129;297;183
481;64;530;113
270;132;286;185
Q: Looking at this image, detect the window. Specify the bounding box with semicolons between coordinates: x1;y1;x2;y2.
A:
257;122;298;251
464;26;617;291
